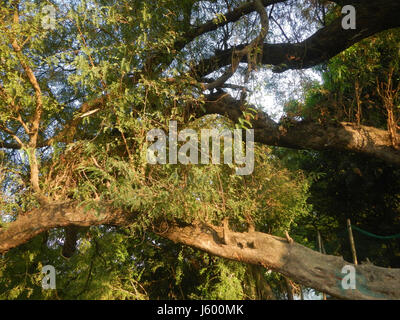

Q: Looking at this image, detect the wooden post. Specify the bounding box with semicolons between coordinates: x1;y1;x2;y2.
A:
317;230;327;300
347;219;358;265
317;230;323;252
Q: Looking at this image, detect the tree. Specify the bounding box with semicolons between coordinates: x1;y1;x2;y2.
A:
0;0;399;299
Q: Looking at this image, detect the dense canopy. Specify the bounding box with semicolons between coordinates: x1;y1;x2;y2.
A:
0;0;399;300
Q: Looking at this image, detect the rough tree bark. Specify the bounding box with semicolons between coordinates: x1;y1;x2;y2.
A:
201;92;400;165
0;202;399;300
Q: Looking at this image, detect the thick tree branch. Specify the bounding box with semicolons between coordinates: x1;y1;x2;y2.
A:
194;0;400;77
201;92;400;165
10;8;44;198
158;221;400;300
204;0;270;91
144;0;283;77
176;0;285;54
3;89;400;167
0;201;127;253
0;202;399;299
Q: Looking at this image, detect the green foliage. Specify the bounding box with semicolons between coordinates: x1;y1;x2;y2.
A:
285;29;400;127
278;29;400;270
0;0;314;300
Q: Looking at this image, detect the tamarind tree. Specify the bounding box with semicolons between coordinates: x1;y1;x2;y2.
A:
0;0;399;299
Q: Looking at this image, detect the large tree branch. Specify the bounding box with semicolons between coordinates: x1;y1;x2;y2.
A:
10;8;44;197
0;202;399;299
179;0;283;50
201;92;400;165
0;202;127;253
2;89;400;167
144;0;284;75
194;0;400;77
203;0;270;91
160;221;400;300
